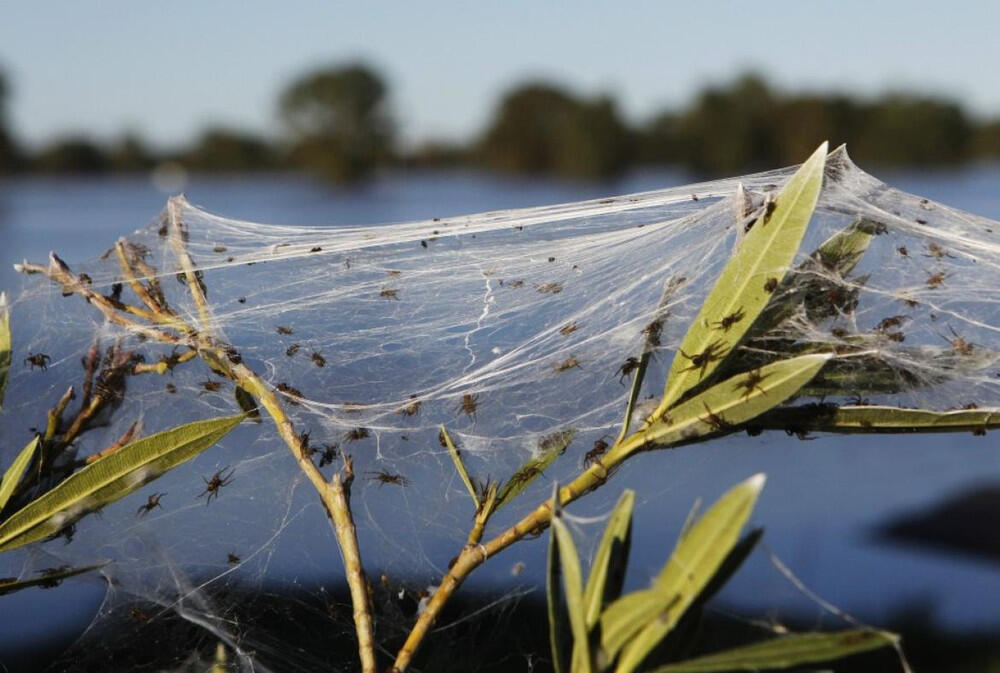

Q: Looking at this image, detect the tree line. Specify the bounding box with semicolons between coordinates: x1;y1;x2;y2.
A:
1;64;999;182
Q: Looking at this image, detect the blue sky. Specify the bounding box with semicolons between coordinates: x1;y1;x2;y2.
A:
1;1;998;150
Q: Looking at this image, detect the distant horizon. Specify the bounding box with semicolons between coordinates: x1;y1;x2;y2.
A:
2;1;998;151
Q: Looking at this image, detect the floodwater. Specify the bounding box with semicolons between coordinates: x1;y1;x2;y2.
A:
1;164;999;667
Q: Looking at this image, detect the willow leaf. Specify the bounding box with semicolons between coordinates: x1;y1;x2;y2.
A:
660;142;827;410
598;475;765;669
612;474;765;673
440;425;478;507
547;486;570;673
0;562;108;596
613;354;829;463
0;292;9;409
758;404;1000;434
0;436;40;513
648;629;897;673
551;514;593;673
582;489;634;628
0;414;244;551
495;429;574;510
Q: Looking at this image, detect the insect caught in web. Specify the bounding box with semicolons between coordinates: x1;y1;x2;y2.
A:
458;393;478;420
136;492;166;517
24;353;51;370
615;357;640;384
678;339;728;380
367;470;410;487
711;306;745;332
197;466;235;504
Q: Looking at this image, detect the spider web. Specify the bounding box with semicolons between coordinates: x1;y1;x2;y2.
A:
2;147;1000;671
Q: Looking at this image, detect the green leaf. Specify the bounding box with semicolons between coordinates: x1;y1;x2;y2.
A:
612;353;829;462
758;404;1000;435
547;486;570;673
0;414;244;551
440;425;478;507
551;514;593;673
582;489;634;629
599;474;765;672
0;292;9;409
495;429;574;510
647;629;897;672
0;562;108;596
0;436;40;513
661;142;827;409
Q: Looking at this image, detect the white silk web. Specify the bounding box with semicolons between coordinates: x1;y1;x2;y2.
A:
2;147;1000;671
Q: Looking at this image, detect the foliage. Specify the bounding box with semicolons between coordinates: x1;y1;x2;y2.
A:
278;63;395;183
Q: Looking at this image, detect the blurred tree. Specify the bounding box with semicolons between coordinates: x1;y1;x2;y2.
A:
851;95;972;165
973;119;1000;158
183;127;276;172
0;68;21;174
278;63;394;183
479;82;632;179
33;136;110;173
109;132;153;172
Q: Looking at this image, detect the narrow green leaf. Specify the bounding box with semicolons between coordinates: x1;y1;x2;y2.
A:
547;485;570;673
495;429;574;510
648;629;897;672
0;436;40;513
661;142;827;409
599;474;765;671
613;353;829;462
552;514;593;673
0;292;9;409
582;489;634;628
440;425;478;507
758;404;1000;435
233;385;261;421
0;562;108;596
0;414;244;551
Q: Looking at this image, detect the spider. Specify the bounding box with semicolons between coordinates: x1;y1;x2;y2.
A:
199;378;223;394
559;322;578;336
537;282;563;294
286;343;300;357
198;467;235;504
643;319;663;349
678;339;728;380
368;470;409;487
583;436;610;468
311;351;326;367
508;465;543;488
925;272;947;288
136;492;166;517
699;402;733;433
711;306;745;332
24;353;51;370
380;288;399;300
344;427;370;442
227;553;241;564
555;356;581;372
876;315;908;332
276;326;294;335
944;326;974;356
615;357;640;384
733;368;769;400
398;396;421;416
763;277;779;293
318;443;339;467
276;382;304;404
458;393;479;420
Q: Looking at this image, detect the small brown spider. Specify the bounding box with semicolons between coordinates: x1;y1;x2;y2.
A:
397;396;421;416
925;272;947;288
286;343;300;357
537;282;563;294
198;466;235;504
555;356;581;372
583;436;610;467
733;368;769;400
615;357;640;384
24;353;51;371
678;339;728;380
380;288;399;300
344;427;370;442
276;382;304;404
136;492;166;517
945;326;974;356
276;326;294;335
711;306;745;332
318;443;339;467
227;553;241;564
311;351;326;367
199;378;222;394
699;402;733;433
763;277;779;293
458;393;479;420
559;322;578;336
367;470;409;487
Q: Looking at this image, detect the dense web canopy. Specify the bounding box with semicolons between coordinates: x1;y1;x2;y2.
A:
2;146;1000;671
